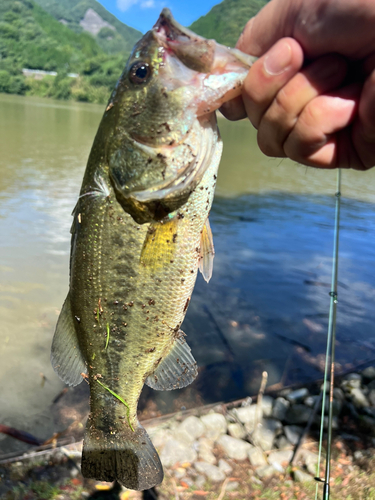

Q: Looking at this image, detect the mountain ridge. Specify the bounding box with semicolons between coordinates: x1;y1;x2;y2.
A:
189;0;269;48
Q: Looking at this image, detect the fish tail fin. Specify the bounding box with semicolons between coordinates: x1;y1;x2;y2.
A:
81;418;163;491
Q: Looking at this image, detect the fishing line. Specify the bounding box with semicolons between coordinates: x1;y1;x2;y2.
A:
314;169;341;500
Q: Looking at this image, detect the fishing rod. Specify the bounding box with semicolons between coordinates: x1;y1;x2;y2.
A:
315;169;341;500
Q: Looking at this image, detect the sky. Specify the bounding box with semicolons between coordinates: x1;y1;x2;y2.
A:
96;0;220;33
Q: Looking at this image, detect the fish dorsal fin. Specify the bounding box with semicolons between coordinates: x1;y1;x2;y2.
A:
199;217;215;283
51;293;87;386
145;332;198;391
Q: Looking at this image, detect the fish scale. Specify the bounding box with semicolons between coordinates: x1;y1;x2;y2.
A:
51;8;255;491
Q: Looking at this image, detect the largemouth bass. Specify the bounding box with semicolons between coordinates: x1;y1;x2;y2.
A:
51;9;254;491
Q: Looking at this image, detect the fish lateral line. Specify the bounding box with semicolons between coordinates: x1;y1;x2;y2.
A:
96;379;134;432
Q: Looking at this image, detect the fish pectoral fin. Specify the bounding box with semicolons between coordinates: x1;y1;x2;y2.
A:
199;217;215;283
145;332;198;391
51;292;87;386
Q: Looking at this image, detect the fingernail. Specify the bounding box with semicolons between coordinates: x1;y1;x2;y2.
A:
264;41;292;76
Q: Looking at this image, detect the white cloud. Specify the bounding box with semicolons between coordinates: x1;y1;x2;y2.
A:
116;0;155;11
116;0;138;11
141;0;155;8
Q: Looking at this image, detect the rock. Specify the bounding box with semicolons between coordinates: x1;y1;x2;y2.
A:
304;395;342;415
341;373;362;390
150;428;173;449
333;388;345;402
248;447;267;467
349;388;370;408
284;425;303;445
363;406;375;418
293;469;314;482
233;405;257;426
313;415;338;430
160;439;197;467
226;481;239;491
275;435;291;450
254;418;282;451
218;459;233;475
272;397;290;421
181;477;194;487
174;467;187;479
173;416;205;445
197;438;216;465
268;449;293;466
194;462;225;482
228;422;246;440
300;450;319;475
304;395;320;408
200;412;227;441
359;415;375;435
255;465;277;479
217;435;252;460
362;366;375;381
284;404;312;425
368;389;375;406
261;396;274;417
286;388;309;403
195;474;206;489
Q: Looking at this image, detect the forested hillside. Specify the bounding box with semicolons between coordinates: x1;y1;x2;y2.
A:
189;0;269;47
0;0;134;103
33;0;142;54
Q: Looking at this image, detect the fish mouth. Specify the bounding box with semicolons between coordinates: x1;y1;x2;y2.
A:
153;8;256;74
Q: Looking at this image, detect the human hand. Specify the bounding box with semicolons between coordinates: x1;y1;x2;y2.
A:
221;0;375;170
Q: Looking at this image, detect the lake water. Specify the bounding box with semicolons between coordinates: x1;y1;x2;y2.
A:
1;93;375;456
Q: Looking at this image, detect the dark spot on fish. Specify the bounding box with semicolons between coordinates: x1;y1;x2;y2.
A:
129;301;134;307
190;270;194;273
170;260;174;263
146;347;155;353
118;416;125;419
122;322;127;327
169;140;175;146
214;175;217;180
142;304;146;309
176;358;179;363
181;278;185;283
147;226;156;235
148;299;155;306
75;316;81;323
200;186;204;190
173;234;177;243
123;305;128;311
183;298;190;312
147;157;152;163
113;300;119;305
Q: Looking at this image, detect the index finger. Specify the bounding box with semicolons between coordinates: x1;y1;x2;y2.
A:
236;0;297;56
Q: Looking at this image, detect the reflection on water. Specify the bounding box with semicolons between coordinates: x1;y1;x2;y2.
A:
1;93;375;455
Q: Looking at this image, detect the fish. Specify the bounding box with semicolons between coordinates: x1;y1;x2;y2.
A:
51;9;255;491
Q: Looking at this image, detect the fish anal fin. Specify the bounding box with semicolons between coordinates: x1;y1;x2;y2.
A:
145;332;198;391
199;217;215;283
51;293;87;387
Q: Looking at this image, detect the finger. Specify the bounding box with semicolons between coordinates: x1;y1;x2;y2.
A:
257;55;348;157
352;70;375;169
236;0;297;56
284;83;360;168
242;38;304;129
220;95;247;121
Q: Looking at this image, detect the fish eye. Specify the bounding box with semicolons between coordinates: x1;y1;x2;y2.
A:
129;61;151;84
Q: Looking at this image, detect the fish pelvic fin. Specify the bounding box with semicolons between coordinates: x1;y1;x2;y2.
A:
145;332;198;391
81;419;163;491
51;292;87;386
